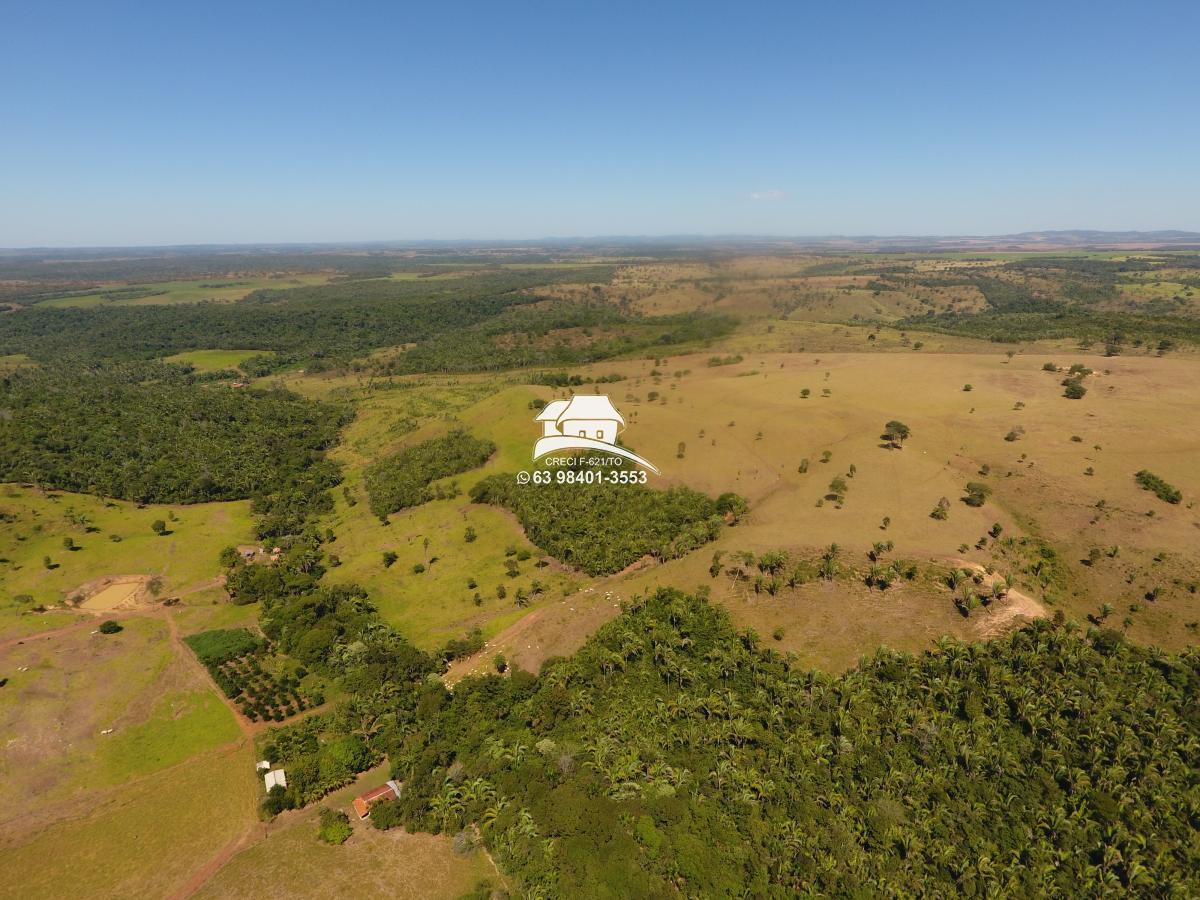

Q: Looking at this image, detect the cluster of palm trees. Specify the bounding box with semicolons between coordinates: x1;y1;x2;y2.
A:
946;566;1016;617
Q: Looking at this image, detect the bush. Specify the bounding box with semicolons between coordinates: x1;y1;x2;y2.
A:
317;807;352;845
98;620;123;634
963;482;992;507
1135;470;1182;504
1063;378;1087;399
369;798;404;830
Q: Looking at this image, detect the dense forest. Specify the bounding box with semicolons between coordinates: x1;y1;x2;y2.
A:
0;363;348;504
0;270;611;366
376;590;1200;897
470;473;746;575
364;430;496;520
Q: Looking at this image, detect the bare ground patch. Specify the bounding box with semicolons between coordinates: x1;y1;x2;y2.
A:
66;574;154;613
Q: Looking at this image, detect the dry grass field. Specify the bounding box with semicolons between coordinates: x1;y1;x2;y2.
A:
440;341;1200;675
194;816;498;900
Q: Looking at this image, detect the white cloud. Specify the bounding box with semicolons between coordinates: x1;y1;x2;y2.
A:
748;189;786;201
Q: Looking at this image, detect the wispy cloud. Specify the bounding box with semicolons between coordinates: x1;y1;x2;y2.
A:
748;189;786;201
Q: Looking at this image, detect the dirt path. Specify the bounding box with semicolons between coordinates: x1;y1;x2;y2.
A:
158;608;257;741
173;575;227;599
168;823;263;900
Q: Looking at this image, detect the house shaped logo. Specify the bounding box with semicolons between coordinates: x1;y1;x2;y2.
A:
533;394;660;474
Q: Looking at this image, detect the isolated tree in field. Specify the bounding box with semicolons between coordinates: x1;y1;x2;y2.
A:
963;482;992;507
99;620;122;634
151;519;167;535
820;450;832;464
827;476;848;502
464;525;477;543
43;555;53;569
1063;379;1087;399
930;497;950;520
797;458;809;474
62;536;76;551
883;420;910;449
800;388;810;399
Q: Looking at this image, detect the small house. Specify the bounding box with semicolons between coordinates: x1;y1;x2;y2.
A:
256;760;271;773
265;769;287;791
352;780;401;819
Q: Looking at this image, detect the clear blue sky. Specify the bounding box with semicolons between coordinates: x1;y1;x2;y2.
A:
3;0;1198;246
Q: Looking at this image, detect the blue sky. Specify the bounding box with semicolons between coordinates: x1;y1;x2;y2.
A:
3;0;1198;245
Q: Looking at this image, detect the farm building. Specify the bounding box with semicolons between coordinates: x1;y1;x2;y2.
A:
553;395;624;443
352;780;401;819
256;760;271;773
264;769;287;791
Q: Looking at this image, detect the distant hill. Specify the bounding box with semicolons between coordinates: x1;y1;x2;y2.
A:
2;231;1198;275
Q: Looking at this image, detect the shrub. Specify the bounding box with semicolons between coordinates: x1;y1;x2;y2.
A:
1135;470;1182;504
98;620;123;634
963;482;992;507
317;807;352;845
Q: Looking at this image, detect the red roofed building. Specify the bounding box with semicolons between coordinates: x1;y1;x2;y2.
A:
352;780;401;819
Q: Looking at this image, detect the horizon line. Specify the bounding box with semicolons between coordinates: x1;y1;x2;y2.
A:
4;228;1200;254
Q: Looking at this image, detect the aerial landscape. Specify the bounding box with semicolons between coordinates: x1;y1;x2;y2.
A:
2;2;1198;898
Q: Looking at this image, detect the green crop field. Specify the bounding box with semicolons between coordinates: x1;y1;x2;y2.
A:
163;348;275;371
35;275;331;308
